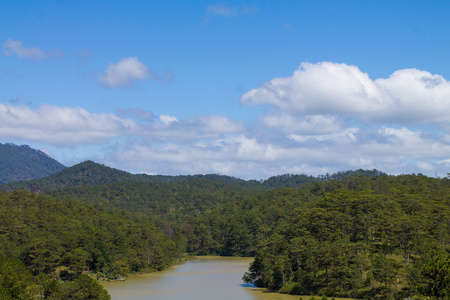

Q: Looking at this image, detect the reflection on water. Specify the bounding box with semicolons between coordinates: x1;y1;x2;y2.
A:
102;256;302;300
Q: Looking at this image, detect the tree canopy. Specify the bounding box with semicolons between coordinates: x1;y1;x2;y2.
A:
1;157;448;299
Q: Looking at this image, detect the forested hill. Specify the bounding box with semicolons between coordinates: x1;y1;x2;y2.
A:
186;174;450;299
0;156;386;192
0;160;255;192
0;143;65;184
0;160;134;192
259;169;386;189
46;178;260;222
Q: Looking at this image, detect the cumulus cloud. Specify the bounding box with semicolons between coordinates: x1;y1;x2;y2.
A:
375;69;450;123
99;57;156;89
99;59;450;178
2;39;62;60
241;62;450;129
241;62;384;114
5;60;450;179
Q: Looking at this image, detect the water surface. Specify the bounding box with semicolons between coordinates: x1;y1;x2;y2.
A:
102;256;302;300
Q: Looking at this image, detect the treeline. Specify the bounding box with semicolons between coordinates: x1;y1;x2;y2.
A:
0;159;386;193
0;161;255;193
186;174;450;299
0;191;184;299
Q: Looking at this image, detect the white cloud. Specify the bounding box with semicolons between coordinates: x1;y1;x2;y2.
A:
2;39;61;60
241;62;450;130
160;115;178;125
241;62;386;115
289;128;358;143
106;135;289;178
104;124;450;179
5;61;450;179
196;115;244;134
4;101;450;179
143;115;245;142
374;69;450;123
0;104;137;146
0;104;244;148
262;113;344;135
99;57;155;89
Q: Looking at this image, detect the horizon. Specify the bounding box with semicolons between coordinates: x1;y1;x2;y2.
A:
65;157;390;181
2;1;450;180
1;141;404;182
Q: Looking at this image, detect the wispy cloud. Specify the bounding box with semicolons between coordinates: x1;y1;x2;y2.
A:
0;103;244;147
116;108;155;122
75;49;93;63
2;39;62;60
206;3;258;17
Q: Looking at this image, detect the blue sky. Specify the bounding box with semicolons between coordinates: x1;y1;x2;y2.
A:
2;0;450;179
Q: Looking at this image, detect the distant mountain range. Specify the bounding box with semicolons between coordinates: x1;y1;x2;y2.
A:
0;143;66;184
0;145;387;193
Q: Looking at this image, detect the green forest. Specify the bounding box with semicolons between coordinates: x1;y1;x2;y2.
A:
0;191;183;299
0;160;449;299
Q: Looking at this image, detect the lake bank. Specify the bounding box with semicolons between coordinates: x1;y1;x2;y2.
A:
102;256;360;300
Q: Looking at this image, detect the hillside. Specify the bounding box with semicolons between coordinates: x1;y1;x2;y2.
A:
46;178;260;222
0;155;386;193
187;174;450;299
42;168;387;223
0;160;141;192
0;160;257;192
0;143;66;184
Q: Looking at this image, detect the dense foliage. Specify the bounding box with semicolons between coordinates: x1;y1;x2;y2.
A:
0;191;184;299
185;174;450;299
2;154;447;299
46;178;259;223
0;143;65;184
0;257;110;299
417;254;450;299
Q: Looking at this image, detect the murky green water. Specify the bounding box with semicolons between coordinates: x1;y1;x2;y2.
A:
102;256;302;300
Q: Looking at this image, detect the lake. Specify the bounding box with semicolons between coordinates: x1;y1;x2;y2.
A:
102;256;358;300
